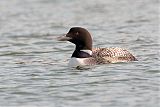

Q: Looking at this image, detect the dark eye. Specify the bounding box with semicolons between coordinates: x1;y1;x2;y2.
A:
75;32;79;35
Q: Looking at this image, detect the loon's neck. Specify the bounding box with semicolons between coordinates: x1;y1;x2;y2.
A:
71;49;92;58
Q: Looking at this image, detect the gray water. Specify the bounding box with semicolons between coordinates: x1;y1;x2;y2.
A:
0;0;159;107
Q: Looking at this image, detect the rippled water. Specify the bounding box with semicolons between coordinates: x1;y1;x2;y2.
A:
0;0;159;107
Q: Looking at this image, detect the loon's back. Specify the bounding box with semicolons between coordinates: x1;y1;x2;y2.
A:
92;47;137;60
82;47;137;65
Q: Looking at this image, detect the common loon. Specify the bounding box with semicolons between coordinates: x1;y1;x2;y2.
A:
58;27;137;67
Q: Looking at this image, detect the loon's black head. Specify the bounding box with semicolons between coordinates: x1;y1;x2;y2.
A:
58;27;92;50
58;27;93;58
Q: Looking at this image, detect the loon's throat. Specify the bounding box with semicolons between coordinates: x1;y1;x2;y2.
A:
71;50;92;58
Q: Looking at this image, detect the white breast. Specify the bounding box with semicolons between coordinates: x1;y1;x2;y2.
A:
68;57;87;67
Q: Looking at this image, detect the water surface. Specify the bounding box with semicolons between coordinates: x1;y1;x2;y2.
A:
0;0;159;107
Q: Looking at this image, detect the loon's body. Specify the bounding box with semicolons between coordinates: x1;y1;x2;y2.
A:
58;27;137;67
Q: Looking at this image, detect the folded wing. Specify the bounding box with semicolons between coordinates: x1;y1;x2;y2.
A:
92;47;137;63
